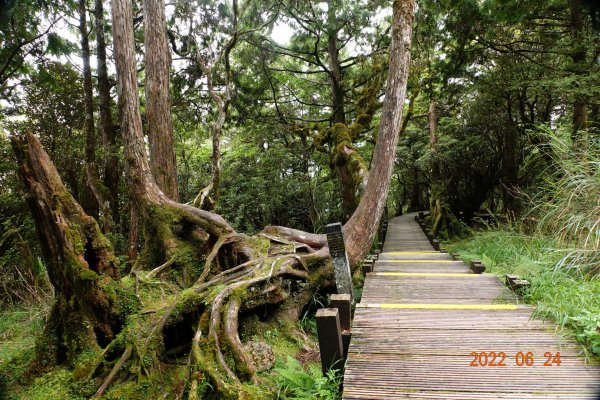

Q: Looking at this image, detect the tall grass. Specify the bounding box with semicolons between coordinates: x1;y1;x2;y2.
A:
448;231;600;359
526;128;600;275
449;130;600;358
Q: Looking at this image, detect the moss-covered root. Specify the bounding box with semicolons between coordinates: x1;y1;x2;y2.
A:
188;256;313;399
89;249;323;400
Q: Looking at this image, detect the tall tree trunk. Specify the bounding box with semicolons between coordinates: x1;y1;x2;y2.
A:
327;0;345;126
193;3;238;211
428;100;445;235
79;0;113;232
326;0;362;221
127;202;139;261
95;0;120;225
343;0;414;266
144;0;179;201
503;96;520;214
112;0;232;235
571;0;588;147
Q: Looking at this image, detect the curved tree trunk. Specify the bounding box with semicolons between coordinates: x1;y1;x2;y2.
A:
193;8;239;211
343;0;414;266
144;0;179;201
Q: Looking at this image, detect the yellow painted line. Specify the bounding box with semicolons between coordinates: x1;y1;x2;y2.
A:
374;272;476;277
379;260;456;263
385;251;438;255
357;303;519;310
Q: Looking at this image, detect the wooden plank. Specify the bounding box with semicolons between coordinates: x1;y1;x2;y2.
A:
357;303;520;310
372;272;477;277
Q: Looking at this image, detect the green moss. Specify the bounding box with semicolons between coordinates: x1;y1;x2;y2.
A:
79;268;99;281
5;367;96;400
114;285;140;318
72;349;102;380
104;380;151;400
19;369;80;400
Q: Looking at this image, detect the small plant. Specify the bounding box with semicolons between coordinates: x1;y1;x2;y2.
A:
299;291;328;336
272;356;341;400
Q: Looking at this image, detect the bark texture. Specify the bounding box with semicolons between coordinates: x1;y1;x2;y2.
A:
570;0;588;147
144;0;179;201
326;0;367;221
428;100;445;235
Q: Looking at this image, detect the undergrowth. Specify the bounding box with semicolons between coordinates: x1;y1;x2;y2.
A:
0;301;341;399
272;356;341;400
448;230;600;360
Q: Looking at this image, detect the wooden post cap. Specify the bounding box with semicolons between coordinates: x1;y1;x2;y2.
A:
330;294;352;332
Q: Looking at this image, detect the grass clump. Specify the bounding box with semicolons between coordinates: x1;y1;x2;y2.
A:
0;307;46;364
448;230;600;360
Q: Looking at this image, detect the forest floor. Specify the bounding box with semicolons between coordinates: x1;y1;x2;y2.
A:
0;296;342;399
447;228;600;362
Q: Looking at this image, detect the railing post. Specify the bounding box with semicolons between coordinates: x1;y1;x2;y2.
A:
470;260;486;274
326;223;353;304
330;294;352;358
426;230;434;244
361;259;373;276
316;308;344;375
505;274;530;292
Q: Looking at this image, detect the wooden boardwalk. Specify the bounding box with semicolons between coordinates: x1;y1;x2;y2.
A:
343;214;600;399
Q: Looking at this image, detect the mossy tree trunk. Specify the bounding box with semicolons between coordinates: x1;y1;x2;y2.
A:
79;0;113;233
326;0;369;221
11;133;122;370
95;0;121;226
428;100;446;236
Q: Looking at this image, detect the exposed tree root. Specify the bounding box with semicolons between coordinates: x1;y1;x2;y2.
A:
94;345;133;398
83;224;329;399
